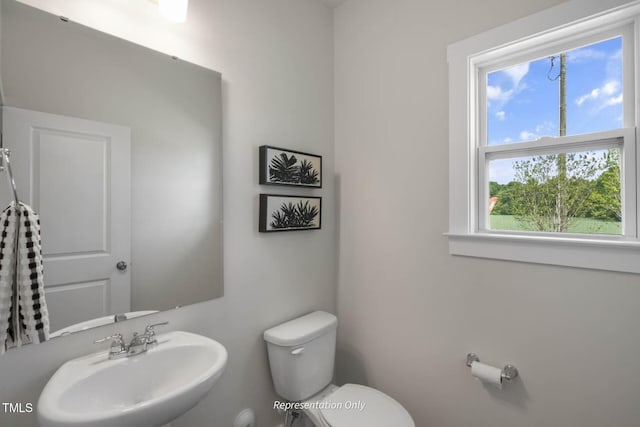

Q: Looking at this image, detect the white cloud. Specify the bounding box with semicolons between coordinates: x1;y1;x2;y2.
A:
517;121;556;142
519;131;538;141
575;80;621;108
504;63;529;87
602;81;619;95
571;46;623;113
487;63;530;106
605;93;623;106
567;48;607;63
487;86;512;102
576;88;601;106
496;111;506;120
535;121;555;134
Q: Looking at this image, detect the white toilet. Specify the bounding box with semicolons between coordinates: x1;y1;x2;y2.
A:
264;311;415;427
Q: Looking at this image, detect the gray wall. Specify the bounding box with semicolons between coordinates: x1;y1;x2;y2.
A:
1;0;223;310
0;0;335;426
0;0;3;129
334;0;640;426
8;1;634;427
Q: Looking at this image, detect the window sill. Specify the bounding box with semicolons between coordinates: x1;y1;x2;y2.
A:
446;232;640;274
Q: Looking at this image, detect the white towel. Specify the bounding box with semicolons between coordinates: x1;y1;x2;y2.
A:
0;203;16;354
0;202;49;353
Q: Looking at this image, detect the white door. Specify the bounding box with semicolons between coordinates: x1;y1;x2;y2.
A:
1;107;131;332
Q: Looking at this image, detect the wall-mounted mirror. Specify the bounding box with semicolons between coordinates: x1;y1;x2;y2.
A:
0;0;223;351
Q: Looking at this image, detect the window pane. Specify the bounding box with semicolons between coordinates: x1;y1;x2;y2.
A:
488;149;621;235
486;37;623;146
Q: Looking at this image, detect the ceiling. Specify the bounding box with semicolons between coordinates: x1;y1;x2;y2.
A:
319;0;348;8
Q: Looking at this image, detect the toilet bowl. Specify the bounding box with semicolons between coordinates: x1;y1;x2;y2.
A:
301;384;414;427
264;311;415;427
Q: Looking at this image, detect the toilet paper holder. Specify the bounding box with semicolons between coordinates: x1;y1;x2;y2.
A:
466;353;519;381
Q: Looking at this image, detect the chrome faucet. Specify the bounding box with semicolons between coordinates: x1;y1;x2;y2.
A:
126;322;168;355
127;331;149;356
94;333;127;359
94;321;169;359
142;322;167;347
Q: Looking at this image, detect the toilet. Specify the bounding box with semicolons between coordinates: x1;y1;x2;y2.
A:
264;311;415;427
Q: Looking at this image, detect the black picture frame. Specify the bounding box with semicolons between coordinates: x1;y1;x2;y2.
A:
259;194;322;232
259;145;322;188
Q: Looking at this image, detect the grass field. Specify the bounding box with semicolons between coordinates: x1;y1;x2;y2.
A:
490;215;622;235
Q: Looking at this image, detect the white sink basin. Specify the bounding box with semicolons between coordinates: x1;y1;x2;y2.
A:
38;331;228;427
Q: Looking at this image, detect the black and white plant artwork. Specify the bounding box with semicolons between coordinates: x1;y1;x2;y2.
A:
259;146;322;188
259;194;321;232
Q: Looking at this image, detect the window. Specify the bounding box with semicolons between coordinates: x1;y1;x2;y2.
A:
447;0;640;273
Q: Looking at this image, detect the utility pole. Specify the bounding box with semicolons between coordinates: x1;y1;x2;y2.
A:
559;53;566;138
556;53;568;231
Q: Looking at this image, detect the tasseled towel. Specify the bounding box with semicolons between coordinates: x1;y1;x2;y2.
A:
0;202;49;353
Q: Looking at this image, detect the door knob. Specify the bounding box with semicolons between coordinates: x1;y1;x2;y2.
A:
116;261;128;271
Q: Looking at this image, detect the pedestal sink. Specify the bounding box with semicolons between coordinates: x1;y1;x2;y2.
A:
37;331;227;427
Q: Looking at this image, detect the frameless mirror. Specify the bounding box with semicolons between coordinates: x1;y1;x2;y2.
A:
0;0;223;350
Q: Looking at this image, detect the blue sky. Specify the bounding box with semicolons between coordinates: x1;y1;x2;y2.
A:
487;37;623;184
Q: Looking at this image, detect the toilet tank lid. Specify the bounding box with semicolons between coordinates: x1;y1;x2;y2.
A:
264;311;337;347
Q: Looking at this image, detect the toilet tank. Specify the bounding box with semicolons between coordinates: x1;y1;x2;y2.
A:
264;311;338;402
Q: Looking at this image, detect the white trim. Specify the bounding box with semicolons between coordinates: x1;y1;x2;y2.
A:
624;129;638;235
447;0;640;61
480;129;627;158
447;233;640;274
448;0;640;273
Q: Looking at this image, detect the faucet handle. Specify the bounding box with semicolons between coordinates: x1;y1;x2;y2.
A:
144;321;168;345
94;333;126;358
144;321;169;334
94;333;124;345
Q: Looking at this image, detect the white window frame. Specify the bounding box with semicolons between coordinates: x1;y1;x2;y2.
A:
447;0;640;274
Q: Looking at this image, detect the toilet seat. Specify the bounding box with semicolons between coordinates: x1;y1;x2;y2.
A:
316;384;414;427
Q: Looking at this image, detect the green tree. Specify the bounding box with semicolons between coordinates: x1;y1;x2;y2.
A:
584;150;621;221
489;181;518;215
511;152;610;231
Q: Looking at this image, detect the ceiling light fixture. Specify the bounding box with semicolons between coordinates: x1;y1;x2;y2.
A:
157;0;189;23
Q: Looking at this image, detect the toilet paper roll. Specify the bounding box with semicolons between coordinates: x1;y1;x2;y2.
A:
470;361;503;389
